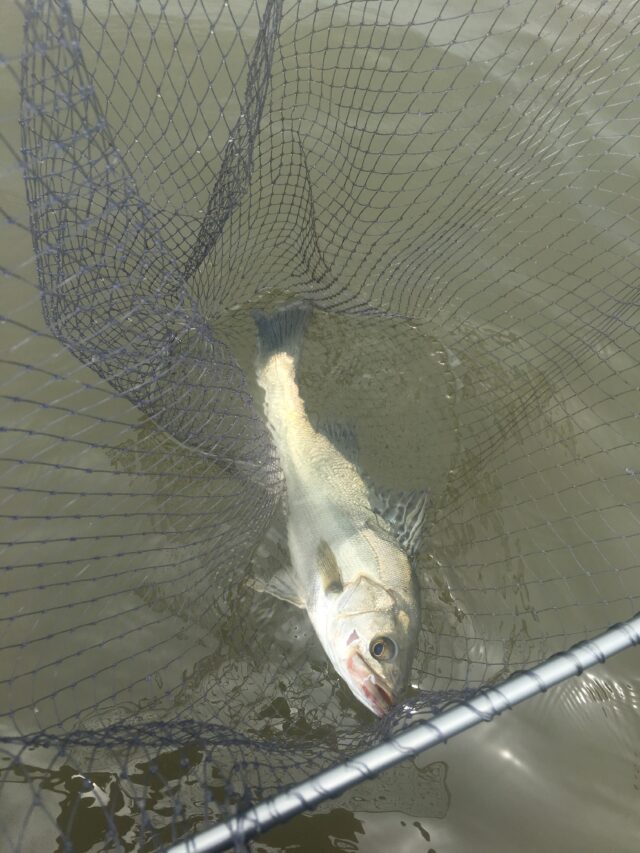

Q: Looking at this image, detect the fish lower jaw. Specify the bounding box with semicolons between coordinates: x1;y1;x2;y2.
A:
360;677;394;717
345;652;395;717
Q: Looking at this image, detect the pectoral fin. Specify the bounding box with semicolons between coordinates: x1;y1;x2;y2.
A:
248;569;306;608
317;540;344;595
370;487;429;561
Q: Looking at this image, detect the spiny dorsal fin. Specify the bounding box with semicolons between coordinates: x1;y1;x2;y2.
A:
370;487;429;561
316;422;359;465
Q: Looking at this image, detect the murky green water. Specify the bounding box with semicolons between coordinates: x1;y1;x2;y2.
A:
2;0;640;851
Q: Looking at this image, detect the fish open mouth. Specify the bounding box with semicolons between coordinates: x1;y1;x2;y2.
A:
361;677;394;717
346;652;395;717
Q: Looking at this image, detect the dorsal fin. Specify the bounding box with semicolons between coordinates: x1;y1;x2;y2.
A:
370;487;429;561
316;422;359;465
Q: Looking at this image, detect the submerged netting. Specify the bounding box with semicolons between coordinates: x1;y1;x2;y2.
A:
1;0;640;849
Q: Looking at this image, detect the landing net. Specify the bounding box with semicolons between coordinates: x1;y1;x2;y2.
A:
1;0;639;850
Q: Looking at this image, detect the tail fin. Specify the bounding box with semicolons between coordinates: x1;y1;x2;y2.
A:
253;303;312;371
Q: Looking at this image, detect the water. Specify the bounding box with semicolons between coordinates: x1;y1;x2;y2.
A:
255;645;640;853
2;0;640;850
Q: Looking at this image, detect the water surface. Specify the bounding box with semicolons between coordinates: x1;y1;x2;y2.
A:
1;0;639;851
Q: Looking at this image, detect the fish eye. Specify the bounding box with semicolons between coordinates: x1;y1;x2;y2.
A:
369;636;397;662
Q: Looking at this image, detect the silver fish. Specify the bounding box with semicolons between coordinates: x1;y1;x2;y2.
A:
253;305;425;716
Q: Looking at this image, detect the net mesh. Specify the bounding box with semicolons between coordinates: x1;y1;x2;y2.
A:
2;0;639;849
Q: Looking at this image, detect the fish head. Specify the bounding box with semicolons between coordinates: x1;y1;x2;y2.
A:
324;575;419;717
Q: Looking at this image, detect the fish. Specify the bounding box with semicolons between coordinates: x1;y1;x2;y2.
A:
252;305;426;717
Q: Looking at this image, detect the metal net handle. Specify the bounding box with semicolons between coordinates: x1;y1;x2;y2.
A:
168;613;640;853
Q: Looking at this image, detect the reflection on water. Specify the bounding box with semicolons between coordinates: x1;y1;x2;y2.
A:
1;745;451;852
